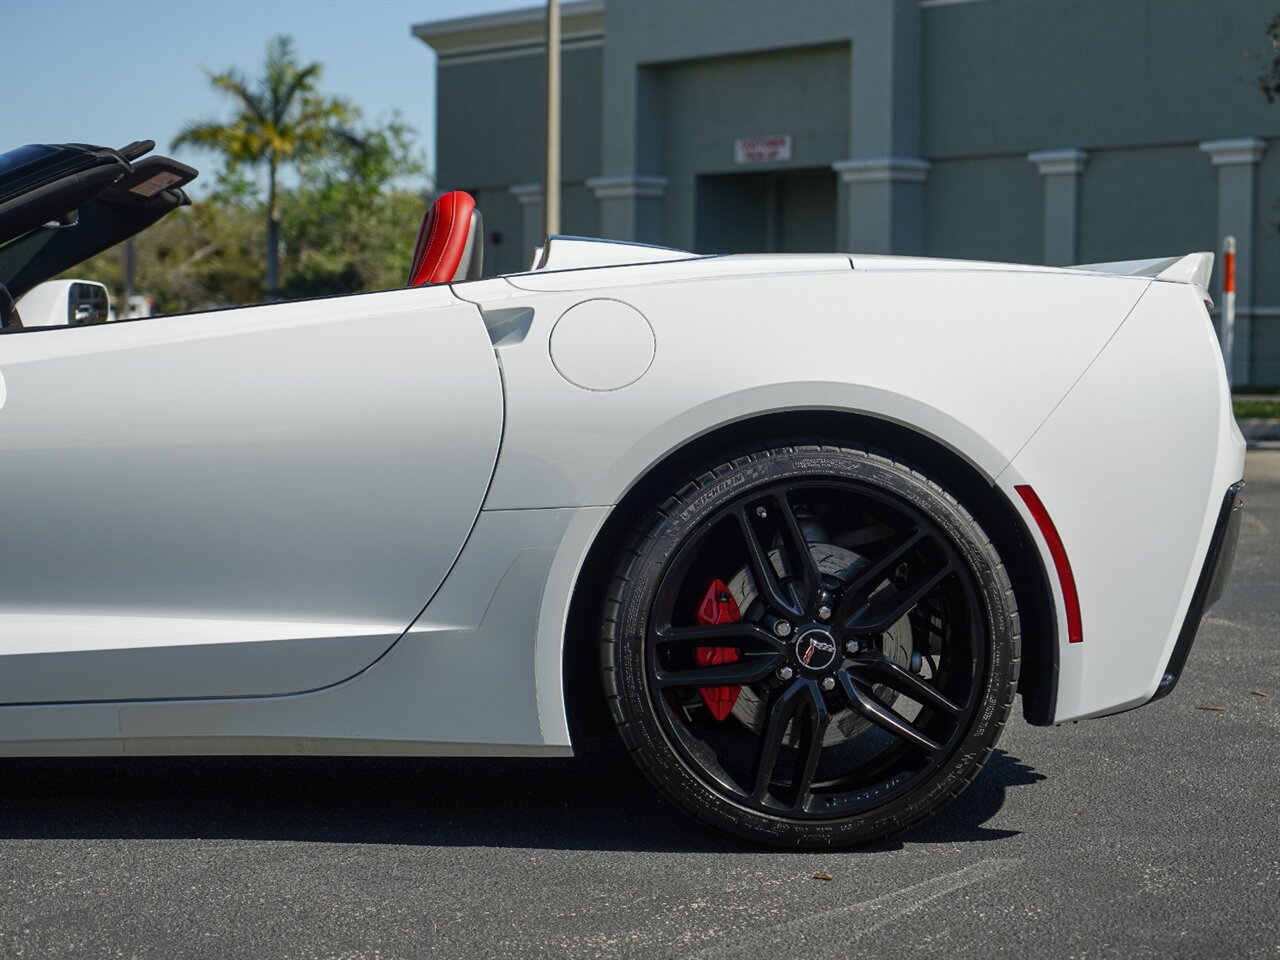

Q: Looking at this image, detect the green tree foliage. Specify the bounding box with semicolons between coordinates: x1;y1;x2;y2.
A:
174;35;359;299
1260;13;1280;104
279;114;428;299
68;193;264;315
71;38;430;314
1259;14;1280;237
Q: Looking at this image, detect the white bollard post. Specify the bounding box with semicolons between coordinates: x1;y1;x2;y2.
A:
1221;235;1236;387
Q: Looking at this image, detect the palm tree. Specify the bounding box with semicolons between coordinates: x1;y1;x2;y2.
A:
174;36;354;300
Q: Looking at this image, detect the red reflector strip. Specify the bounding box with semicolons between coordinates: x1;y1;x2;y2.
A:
1015;485;1083;643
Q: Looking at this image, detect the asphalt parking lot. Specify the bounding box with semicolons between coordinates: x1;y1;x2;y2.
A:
1;450;1276;960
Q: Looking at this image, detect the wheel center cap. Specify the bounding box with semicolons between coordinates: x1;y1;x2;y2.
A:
794;628;838;672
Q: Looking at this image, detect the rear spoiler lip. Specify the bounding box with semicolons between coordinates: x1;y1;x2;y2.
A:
1070;252;1214;290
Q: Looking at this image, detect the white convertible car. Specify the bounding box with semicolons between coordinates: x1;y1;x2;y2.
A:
0;141;1245;847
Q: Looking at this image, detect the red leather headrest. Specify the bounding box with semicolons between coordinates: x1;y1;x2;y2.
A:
408;191;477;286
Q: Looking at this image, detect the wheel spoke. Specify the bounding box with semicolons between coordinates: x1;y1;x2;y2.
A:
843;561;953;634
654;623;786;654
751;679;828;806
838;672;942;754
735;506;804;619
772;492;822;613
653;652;782;688
789;693;829;811
851;652;963;718
834;529;926;624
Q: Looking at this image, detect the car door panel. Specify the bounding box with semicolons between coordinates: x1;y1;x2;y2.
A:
0;286;502;703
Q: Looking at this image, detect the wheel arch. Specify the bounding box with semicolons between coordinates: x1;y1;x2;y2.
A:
561;409;1059;750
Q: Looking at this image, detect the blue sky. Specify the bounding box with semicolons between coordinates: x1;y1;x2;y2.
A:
0;0;538;189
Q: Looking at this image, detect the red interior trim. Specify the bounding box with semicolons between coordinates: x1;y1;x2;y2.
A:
1016;484;1083;643
408;191;475;287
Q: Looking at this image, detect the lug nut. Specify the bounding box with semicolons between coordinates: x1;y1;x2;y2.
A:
909;651;923;674
820;676;836;691
777;666;795;681
773;620;793;638
845;640;859;655
817;604;833;621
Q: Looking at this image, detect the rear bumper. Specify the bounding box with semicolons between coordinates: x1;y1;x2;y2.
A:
1148;480;1245;702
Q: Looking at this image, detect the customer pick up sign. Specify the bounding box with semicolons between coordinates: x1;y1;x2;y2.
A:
734;134;793;164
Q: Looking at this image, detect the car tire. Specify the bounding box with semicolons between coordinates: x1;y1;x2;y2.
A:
600;443;1020;848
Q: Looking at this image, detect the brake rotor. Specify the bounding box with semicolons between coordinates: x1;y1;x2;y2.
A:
724;543;914;745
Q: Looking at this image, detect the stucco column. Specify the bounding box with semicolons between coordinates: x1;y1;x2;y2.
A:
833;0;924;255
1027;149;1088;267
586;175;668;244
509;183;545;266
832;157;929;254
1200;137;1267;384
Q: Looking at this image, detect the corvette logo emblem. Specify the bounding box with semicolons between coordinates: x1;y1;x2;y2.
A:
797;630;837;671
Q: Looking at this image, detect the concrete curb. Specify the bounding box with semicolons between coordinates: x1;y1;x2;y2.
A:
1238;418;1280;448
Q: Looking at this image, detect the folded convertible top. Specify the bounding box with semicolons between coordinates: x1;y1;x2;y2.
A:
0;140;197;298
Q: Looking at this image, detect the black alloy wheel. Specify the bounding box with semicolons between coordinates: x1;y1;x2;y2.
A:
601;444;1020;847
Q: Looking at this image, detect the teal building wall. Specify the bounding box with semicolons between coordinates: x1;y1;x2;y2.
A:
416;0;1280;385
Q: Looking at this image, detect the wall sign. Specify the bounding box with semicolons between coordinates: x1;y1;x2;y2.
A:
734;134;793;164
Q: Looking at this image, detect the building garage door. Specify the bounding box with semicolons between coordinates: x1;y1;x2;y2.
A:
695;168;836;255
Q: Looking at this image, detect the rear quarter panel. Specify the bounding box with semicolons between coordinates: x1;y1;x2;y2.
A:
1003;279;1245;721
463;265;1154;745
477;267;1152;509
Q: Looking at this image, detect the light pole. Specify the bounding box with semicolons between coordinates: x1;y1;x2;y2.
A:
545;0;561;239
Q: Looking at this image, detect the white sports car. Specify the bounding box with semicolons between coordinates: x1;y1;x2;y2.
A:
0;141;1246;847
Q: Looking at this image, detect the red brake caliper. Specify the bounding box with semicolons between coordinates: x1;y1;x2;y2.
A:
694;578;743;721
